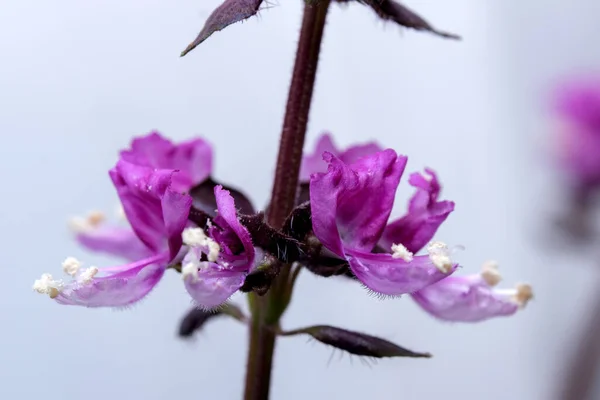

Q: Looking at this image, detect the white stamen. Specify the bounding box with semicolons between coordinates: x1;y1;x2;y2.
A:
182;227;208;247
391;243;413;262
68;210;105;232
61;257;82;277
182;227;221;262
495;283;534;308
79;267;99;284
427;241;453;273
68;216;91;233
514;283;533;308
181;262;199;283
32;273;63;299
207;241;221;263
87;211;105;226
480;260;502;286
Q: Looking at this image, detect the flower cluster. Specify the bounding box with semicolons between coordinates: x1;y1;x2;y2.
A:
33;132;532;322
553;76;600;187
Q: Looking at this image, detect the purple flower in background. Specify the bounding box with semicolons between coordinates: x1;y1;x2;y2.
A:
121;131;212;193
300;133;382;182
33;160;192;307
411;261;533;322
70;132;212;261
309;149;457;295
181;186;260;309
554;77;600;186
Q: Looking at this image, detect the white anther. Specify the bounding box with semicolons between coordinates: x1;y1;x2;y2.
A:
427;241;453;273
207;240;221;263
181;262;199;283
480;260;502;286
391;243;413;262
182;227;221;261
87;211;105;226
68;211;105;233
32;273;63;299
79;267;99;284
182;227;208;247
68;216;91;232
514;283;533;308
62;257;82;277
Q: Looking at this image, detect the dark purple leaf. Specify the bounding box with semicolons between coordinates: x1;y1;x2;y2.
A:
178;303;246;338
339;0;460;39
190;177;255;217
296;182;311;206
285;325;431;358
181;0;265;56
178;308;222;338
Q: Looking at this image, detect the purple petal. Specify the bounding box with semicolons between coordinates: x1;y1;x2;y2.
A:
55;254;167;307
339;142;383;165
110;160;192;259
162;190;193;260
310;150;407;256
181;0;264;56
300;134;337;181
411;275;520;322
349;0;460;39
300;133;382;182
346;249;456;296
121;132;213;193
213;185;255;265
75;225;154;261
555;77;600;131
184;263;246;309
381;169;455;253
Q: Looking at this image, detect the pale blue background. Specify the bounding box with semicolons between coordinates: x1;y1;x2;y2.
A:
1;0;599;398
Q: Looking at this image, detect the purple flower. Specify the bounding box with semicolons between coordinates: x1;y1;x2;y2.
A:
71;132;212;261
181;186;260;308
300;133;382;182
411;261;533;322
33;160;192;307
309;150;456;295
121;131;212;193
302;134;452;253
380;169;455;253
553;77;600;186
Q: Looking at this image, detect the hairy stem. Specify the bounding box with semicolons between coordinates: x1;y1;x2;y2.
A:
243;1;331;399
267;0;330;229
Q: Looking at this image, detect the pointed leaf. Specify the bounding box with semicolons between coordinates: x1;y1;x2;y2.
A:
340;0;460;39
178;308;222;338
181;0;264;56
178;303;246;338
284;325;431;358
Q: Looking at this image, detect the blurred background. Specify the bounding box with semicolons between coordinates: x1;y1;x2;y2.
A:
1;0;599;398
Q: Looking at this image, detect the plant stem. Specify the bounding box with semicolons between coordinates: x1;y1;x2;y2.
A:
267;0;330;229
243;1;330;399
